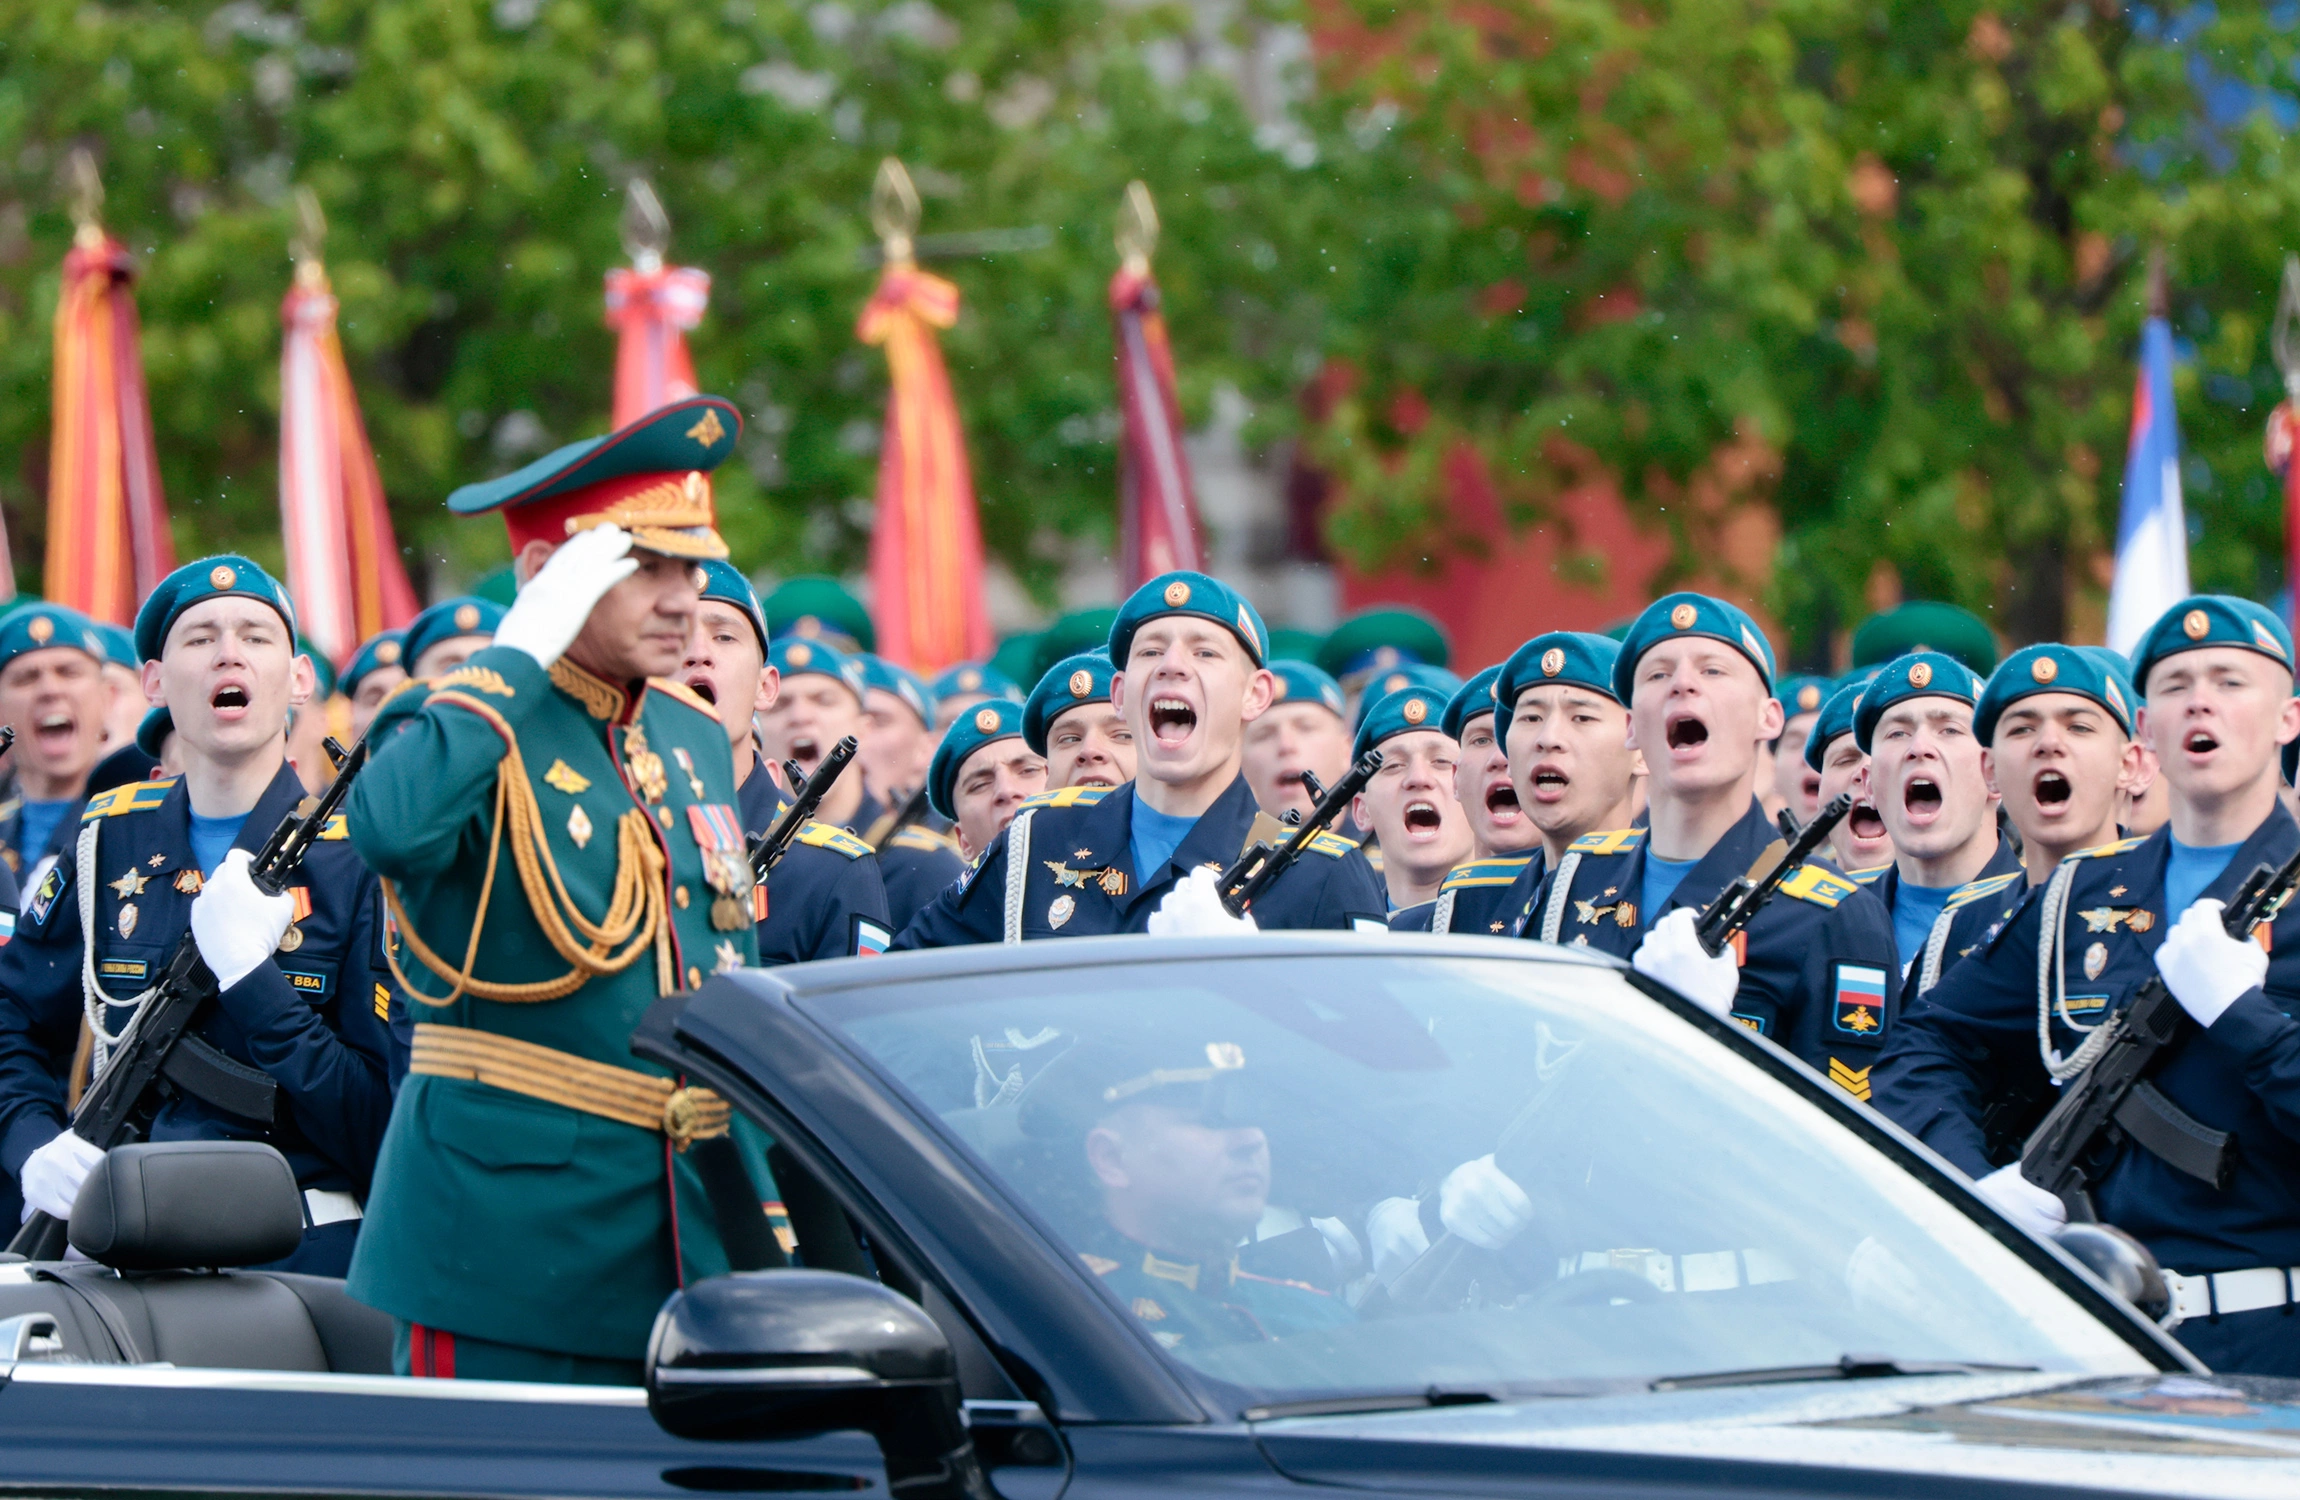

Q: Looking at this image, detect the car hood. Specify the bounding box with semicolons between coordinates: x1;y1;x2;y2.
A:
1254;1373;2300;1497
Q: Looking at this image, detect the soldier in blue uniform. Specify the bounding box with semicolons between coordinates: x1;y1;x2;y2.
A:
1348;685;1471;912
1877;596;2300;1375
342;630;409;738
0;558;394;1273
400;596;504;682
927;661;1022;731
0;605;113;887
854;653;938;823
683;561;891;964
1241;659;1354;830
1392;666;1542;936
923;699;1046;863
893;572;1386;946
1025;652;1133;792
1806;674;1894;882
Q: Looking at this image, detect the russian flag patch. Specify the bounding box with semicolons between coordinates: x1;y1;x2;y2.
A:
1832;963;1887;1037
854;918;890;957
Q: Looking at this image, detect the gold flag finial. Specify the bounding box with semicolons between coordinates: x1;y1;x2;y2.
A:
872;158;921;266
66;148;105;249
1116;180;1159;275
622;177;670;274
290;186;328;287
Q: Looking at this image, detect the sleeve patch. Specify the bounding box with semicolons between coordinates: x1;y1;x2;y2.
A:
1831;963;1889;1037
81;780;175;819
374;982;391;1020
853;917;891;956
1021;784;1112;810
1306;830;1360;858
1828;1058;1873;1100
1568;827;1646;856
26;864;66;924
1780;863;1857;908
797;822;873;860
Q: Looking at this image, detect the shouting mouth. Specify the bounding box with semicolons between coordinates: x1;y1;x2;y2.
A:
1665;713;1709;752
1402;799;1444;839
210;684;251;719
2185;729;2220;757
1901;776;1942;826
1484;779;1523;822
1529;763;1571;805
682;673;719;705
2033;769;2072;809
32;712;75;752
1150;698;1197;748
788;734;823;768
1848;802;1888;841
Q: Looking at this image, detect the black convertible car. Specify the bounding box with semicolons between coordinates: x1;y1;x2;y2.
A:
6;934;2300;1500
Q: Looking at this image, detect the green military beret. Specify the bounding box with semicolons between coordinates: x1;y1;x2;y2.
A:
1352;683;1452;762
1315;606;1450;680
763;575;874;653
769;637;866;703
1852;651;1985;753
929;661;1023;704
988;632;1042;691
1441;664;1504;744
2131;594;2295;693
297;636;339;699
697;559;769;651
401;596;505;676
1030;608;1119;684
134;556;297;664
0;604;104;675
469;564;519;608
857;653;935;728
1804;678;1870;772
928;697;1026;821
134;704;174;759
1109;571;1268;668
1023;651;1116;757
1614;592;1776;703
1976;644;2134;745
1850;600;1999;674
1264;627;1325;665
1352;663;1463;729
341;631;407;698
1267;661;1346;718
1776;674;1831;719
1018;1037;1249;1139
1494;631;1621;755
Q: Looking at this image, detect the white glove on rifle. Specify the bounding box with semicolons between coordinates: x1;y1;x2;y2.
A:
21;1129;103;1221
1631;906;1740;1017
1146;866;1258;937
1437;1153;1534;1249
192;849;295;991
1365;1195;1431;1285
2154;897;2267;1029
494;524;639;670
1974;1163;2067;1240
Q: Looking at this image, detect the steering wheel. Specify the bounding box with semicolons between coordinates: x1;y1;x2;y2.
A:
1526;1267;1667;1308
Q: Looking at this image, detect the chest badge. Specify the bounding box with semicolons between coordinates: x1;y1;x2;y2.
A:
713;939;744;975
2084;941;2108;980
147;853;166;869
2079;907;2153;934
672;747;708;800
1049;894;1076;930
685;804;755;930
1043;860;1126;897
108;869;149;900
116;903;138;938
623;724;669;803
1576;898;1636;928
543;759;591;796
173;870;202;895
566;804;595;850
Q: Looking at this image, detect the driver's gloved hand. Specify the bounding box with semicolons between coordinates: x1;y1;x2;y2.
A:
1438;1153;1533;1249
1631;908;1739;1017
1365;1195;1431;1284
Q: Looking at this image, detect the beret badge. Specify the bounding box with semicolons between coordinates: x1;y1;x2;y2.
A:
1403;697;1429;726
454;603;481;631
377;641;402;665
2184;609;2210;640
787;643;813;667
1797;684;1821;711
974;706;1000;733
1670;603;1697;630
2031;655;2058;684
26;615;52;645
1541;647;1565;677
1164;581;1191;607
1908;662;1933;689
1068;669;1092;698
210;565;237;590
958;669;981;691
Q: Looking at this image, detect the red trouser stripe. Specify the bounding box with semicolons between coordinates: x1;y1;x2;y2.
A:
411;1324;457;1379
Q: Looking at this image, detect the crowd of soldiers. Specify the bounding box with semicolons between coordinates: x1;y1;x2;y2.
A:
0;393;2294;1385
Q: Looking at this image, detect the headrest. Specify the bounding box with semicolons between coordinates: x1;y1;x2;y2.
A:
69;1141;304;1271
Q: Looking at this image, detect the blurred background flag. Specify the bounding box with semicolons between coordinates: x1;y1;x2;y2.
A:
604;179;710;426
858;159;989;673
2271;256;2300;640
278;189;418;668
1109;181;1205;589
45;151;173;624
2106;255;2189;656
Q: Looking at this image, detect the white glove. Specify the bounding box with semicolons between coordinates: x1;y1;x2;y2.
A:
493;524;639;669
1146;866;1259;937
2154;897;2267;1029
1631;907;1740;1016
1975;1163;2067;1239
1365;1195;1431;1285
191;849;295;991
1437;1153;1533;1250
21;1129;104;1221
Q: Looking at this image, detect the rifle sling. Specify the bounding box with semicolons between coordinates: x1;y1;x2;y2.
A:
159;1035;279;1126
2113;1079;2235;1189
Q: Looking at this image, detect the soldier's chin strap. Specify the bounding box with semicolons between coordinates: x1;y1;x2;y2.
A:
384;733;670;1005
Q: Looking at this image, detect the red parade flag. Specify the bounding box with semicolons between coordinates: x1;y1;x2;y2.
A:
1110;183;1204;587
605;180;709;426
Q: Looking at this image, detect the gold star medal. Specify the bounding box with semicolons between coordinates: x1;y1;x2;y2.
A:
109;869;149;900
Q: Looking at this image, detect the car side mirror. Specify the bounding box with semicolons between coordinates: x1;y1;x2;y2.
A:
646;1270;993;1500
2054;1222;2171;1323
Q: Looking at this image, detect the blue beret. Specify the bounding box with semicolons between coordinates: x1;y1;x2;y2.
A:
1108;571;1268;668
1352;662;1463;729
0;604;105;676
2131;595;2295;693
1613;592;1776;703
134;704;174;760
928;698;1027;821
445;396;737;562
1267;661;1346;718
1804;679;1870;772
133;556;297;664
696;559;768;651
856;653;935;727
1442;665;1504;743
401;596;505;676
768;637;866;702
1852;651;1985;753
1976;644;2134;744
341;631;407;697
1352;683;1453;762
1776;674;1832;719
92;622;138;671
1023;652;1116;756
929;661;1023;704
1494;632;1622;754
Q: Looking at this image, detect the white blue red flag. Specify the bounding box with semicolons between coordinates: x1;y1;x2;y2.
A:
2106;317;2191;656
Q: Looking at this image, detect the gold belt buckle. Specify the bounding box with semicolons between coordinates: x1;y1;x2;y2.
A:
662;1086;704;1151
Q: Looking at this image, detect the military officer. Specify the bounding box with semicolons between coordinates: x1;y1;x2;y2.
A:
1482;632;1640;940
0;557;393;1272
927;699;1048;862
1025;652;1133;792
1880;597;2300;1375
1347;685;1471;911
1241;659;1352;824
342;631;409;738
893;572;1387;946
1771;674;1831;824
761;575;874;655
854;653;938;816
400;596;504;681
1806;676;1893;881
343;396;767;1385
928;661;1022;731
0;604;112;885
1391;666;1542;936
683;560;891;964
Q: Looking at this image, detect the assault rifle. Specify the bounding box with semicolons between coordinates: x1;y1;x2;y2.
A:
8;734;372;1260
2021;846;2300;1222
749;736;859;883
1692;792;1855;958
1216;749;1381;918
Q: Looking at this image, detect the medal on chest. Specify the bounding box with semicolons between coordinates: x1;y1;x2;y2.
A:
623;723;670;804
685;803;755;930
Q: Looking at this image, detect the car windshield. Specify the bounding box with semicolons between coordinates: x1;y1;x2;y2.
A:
813;950;2153;1405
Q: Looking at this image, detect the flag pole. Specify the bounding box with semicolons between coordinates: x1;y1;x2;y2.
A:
1110;181;1205;588
604;178;709;425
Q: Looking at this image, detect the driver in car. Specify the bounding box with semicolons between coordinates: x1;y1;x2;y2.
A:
1021;1039;1353;1349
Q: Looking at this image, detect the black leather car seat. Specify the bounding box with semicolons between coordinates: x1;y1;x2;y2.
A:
0;1141;392;1373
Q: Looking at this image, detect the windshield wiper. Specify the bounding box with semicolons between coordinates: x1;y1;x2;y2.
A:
1650;1353;2039;1392
1244;1388;1501;1421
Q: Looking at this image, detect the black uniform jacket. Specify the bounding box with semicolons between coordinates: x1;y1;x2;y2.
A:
1878;808;2300;1275
1390;852;1543;935
1520;799;1900;1098
891;774;1388;947
1869;837;2026;1001
849;791;966;932
735;766;893;964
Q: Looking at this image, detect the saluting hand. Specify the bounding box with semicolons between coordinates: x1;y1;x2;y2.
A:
495;524;640;669
2154;897;2268;1029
